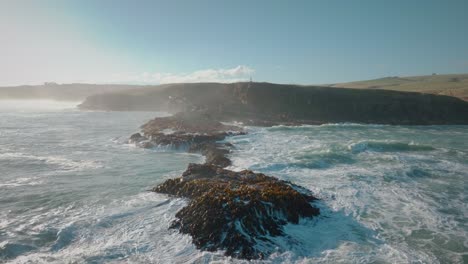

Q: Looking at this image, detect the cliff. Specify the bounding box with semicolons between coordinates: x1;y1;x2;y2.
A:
79;82;468;125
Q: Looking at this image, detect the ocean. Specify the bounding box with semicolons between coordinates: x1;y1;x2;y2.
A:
0;101;467;263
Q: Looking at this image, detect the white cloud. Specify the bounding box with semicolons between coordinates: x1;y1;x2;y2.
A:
105;65;255;84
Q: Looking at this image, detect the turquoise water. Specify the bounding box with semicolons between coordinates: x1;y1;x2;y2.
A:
0;101;467;263
226;124;468;263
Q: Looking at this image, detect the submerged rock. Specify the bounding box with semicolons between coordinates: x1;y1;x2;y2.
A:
154;163;320;259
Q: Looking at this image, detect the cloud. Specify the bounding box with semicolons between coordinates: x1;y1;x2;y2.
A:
106;65;255;84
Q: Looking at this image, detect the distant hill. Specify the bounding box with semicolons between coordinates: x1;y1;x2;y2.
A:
79;82;468;125
2;73;467;102
0;83;147;101
330;73;468;101
3;77;468;125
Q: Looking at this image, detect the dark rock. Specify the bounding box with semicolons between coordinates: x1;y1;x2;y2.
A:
141;111;243;136
188;142;232;167
132;112;244;167
140;141;155;149
154;163;320;260
129;132;147;143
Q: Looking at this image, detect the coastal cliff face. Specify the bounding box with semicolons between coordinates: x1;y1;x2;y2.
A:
128;112;320;259
79;82;468;125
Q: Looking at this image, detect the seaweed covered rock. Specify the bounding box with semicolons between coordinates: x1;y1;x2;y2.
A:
131;112;244;167
133;112;320;259
154;163;320;259
188;142;232;168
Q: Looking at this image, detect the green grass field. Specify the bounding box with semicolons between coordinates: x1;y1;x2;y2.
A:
330;73;468;101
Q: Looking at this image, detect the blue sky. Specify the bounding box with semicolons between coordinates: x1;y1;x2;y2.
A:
1;0;467;85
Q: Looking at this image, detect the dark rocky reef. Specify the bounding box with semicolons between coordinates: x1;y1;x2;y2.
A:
154;163;320;260
80;82;468;125
129;112;320;259
129;111;244;167
140;111;242;135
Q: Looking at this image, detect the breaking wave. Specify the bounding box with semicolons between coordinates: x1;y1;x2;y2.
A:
347;140;435;153
0;152;102;172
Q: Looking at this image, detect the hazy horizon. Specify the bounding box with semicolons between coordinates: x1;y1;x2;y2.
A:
0;71;468;88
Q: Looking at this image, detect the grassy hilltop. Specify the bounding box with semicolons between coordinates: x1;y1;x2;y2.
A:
330;73;468;101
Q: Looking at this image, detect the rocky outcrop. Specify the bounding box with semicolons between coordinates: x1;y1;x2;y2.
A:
128;112;320;259
140;111;243;135
129;112;244;167
154;163;320;260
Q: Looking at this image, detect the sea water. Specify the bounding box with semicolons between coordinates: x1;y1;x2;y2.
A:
0;102;467;263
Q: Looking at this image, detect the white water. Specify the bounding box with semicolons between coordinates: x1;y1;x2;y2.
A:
0;104;467;263
225;125;468;263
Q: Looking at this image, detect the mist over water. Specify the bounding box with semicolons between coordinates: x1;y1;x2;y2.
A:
0;104;467;263
0;100;80;112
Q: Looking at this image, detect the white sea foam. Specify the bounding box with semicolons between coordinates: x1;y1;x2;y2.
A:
0;152;102;171
223;125;468;263
1;110;467;263
0;177;43;188
6;192;200;264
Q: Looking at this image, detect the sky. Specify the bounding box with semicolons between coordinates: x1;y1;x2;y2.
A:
1;0;467;86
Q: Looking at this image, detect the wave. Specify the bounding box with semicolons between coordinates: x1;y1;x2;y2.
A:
266;124;319;132
319;122;390;128
266;123;390;132
1;192;196;263
0;152;102;171
0;177;44;188
249;152;354;172
348;140;435;153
